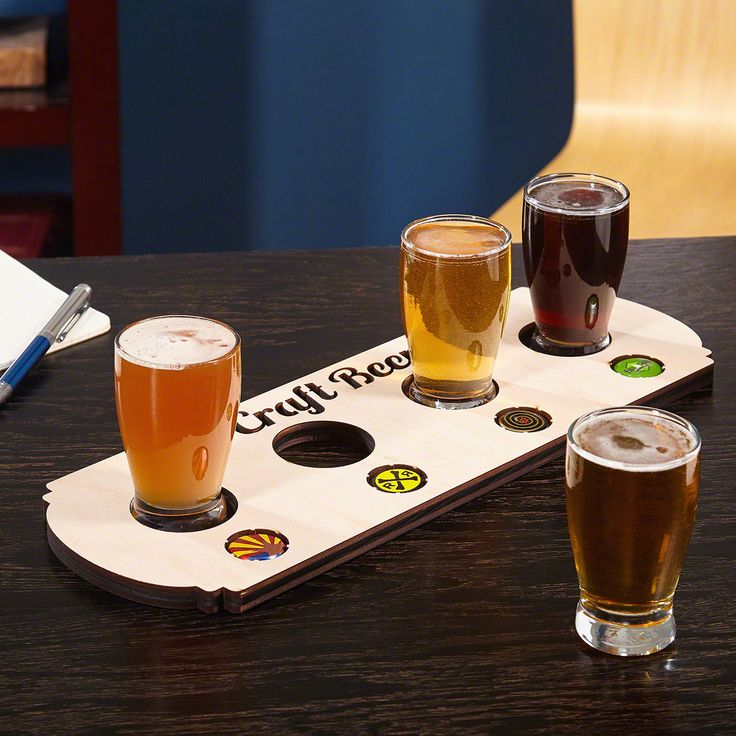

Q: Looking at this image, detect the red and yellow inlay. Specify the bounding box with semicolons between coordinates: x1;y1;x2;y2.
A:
226;529;289;561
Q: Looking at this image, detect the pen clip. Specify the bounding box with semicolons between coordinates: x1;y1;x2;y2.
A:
56;302;90;344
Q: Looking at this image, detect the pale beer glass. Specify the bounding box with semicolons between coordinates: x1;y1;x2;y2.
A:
400;215;511;409
566;406;701;656
114;315;241;532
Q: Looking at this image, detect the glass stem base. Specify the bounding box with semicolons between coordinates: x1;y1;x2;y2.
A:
575;600;676;656
131;494;227;533
408;379;497;410
532;329;611;357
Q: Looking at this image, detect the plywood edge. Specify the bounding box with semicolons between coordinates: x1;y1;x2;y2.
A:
226;437;565;613
43;340;714;614
44;502;223;614
637;363;714;407
225;362;713;613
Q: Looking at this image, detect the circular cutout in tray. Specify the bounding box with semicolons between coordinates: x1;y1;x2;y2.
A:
272;421;375;467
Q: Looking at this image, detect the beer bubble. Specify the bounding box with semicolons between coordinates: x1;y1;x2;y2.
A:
559;187;605;208
585;294;600;328
529;179;626;214
613;435;646;451
226;403;233;421
118;316;238;369
467;340;483;373
408;219;508;257
576;414;695;468
192;446;209;480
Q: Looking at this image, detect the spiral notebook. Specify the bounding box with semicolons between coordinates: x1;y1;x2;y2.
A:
0;250;110;370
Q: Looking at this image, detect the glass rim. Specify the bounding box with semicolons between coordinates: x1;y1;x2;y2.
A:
114;314;241;370
401;214;512;260
567;405;701;473
524;172;630;217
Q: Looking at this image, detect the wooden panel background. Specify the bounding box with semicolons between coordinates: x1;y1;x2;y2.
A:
492;0;736;241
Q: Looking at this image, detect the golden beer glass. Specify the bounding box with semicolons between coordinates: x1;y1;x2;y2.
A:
566;406;701;656
114;315;241;532
400;214;511;409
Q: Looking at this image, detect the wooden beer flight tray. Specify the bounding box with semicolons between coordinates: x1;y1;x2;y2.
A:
44;288;713;614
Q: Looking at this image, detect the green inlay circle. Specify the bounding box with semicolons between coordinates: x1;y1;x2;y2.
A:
611;355;664;378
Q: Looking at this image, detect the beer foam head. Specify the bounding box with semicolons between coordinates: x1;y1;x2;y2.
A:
526;175;628;216
117;316;238;369
404;217;511;258
572;410;698;472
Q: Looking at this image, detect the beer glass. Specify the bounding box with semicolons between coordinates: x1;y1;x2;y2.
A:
114;315;241;532
522;173;629;355
566;406;701;656
400;214;511;409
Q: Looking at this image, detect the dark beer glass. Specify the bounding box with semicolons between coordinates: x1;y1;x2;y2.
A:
522;173;629;355
566;406;701;656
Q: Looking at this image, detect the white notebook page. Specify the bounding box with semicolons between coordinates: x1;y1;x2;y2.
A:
0;250;110;370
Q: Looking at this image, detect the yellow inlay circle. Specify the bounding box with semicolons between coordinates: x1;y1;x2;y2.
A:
368;465;428;494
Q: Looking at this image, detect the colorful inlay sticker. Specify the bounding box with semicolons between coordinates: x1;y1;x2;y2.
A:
226;529;289;561
367;464;428;494
495;407;552;433
610;355;665;378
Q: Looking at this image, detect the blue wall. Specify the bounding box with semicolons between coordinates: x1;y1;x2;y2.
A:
0;1;574;253
119;0;573;252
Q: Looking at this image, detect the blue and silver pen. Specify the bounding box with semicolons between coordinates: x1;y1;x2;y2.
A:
0;283;92;406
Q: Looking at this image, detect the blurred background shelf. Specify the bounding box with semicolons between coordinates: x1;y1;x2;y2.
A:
0;81;69;146
0;0;120;257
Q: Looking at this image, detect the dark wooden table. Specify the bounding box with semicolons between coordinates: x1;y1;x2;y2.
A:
1;238;733;734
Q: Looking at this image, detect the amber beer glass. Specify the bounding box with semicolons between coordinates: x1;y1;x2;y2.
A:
114;316;241;532
400;215;511;409
566;407;701;656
